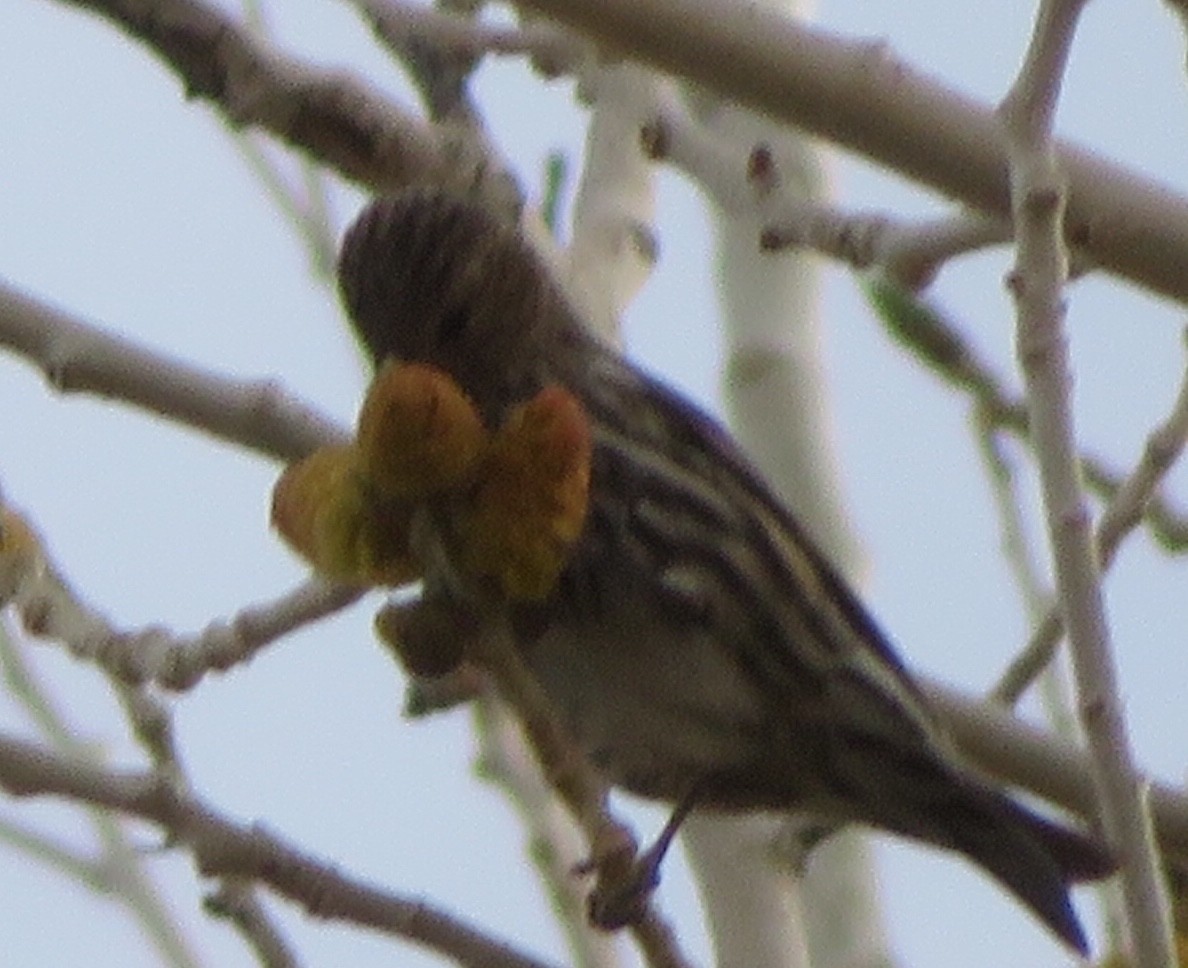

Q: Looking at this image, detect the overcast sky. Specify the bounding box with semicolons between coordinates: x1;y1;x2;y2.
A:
1;1;1186;966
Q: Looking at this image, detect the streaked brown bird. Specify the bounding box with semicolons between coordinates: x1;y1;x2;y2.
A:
337;187;1114;954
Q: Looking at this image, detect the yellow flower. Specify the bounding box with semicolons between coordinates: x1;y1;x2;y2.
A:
271;445;419;586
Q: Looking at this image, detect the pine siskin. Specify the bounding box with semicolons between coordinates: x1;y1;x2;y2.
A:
337;187;1114;954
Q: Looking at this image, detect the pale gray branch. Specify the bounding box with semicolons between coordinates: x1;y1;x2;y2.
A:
0;731;560;968
993;335;1188;702
1000;0;1174;962
926;679;1188;867
349;0;582;78
646;94;1009;289
51;0;515;200
204;880;302;968
0;506;363;690
472;695;626;968
0;279;348;463
0;618;204;967
517;0;1188;306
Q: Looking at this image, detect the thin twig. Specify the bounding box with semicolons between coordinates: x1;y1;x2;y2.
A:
0;731;560;968
0;810;110;888
473;695;626;968
763;204;1009;288
1;504;364;689
974;401;1128;941
0;619;204;968
205;880;303;968
993;331;1188;702
466;618;694;968
863;278;1188;550
231;132;338;282
973;417;1051;623
1000;0;1174;962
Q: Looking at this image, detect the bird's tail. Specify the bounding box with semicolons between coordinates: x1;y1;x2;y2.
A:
926;775;1115;955
838;730;1115;954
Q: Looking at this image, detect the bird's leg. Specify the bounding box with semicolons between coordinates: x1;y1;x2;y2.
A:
585;786;702;930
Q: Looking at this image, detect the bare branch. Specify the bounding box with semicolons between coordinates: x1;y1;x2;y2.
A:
109;641;301;966
0;619;204;968
349;0;583;82
648;94;1010;289
763;205;1009;289
0;731;561;968
974;422;1051;624
647;103;1188;544
863;280;1188;550
517;0;1188;307
925;679;1188;868
205;880;302;968
999;0;1174;962
564;64;662;342
1;505;363;690
0;280;348;463
473;695;627;968
52;0;519;201
993;331;1188;701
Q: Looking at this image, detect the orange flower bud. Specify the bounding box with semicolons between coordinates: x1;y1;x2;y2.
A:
454;385;591;599
357;360;486;499
271;445;420;587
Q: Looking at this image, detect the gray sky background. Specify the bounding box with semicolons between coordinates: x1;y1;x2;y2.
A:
1;1;1185;966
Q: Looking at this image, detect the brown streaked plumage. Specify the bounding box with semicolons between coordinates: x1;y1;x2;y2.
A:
338;187;1114;954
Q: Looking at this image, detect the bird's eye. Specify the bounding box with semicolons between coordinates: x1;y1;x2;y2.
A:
438;307;469;344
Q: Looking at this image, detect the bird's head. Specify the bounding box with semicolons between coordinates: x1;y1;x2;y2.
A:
338;188;567;422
